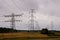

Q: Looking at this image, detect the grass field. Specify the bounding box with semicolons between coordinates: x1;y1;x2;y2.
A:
3;38;60;40
2;37;60;40
0;32;60;40
0;32;48;39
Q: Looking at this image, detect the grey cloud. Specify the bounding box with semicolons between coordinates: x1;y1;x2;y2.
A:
0;0;60;30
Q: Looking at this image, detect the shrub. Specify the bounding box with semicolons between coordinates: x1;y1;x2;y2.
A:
41;28;48;34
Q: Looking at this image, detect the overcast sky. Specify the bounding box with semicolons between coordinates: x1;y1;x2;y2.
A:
0;0;60;30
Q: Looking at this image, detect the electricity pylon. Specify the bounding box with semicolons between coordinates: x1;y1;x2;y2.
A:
51;21;54;30
28;9;40;31
30;9;35;30
4;13;23;29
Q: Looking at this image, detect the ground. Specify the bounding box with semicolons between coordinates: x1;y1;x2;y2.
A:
0;32;60;40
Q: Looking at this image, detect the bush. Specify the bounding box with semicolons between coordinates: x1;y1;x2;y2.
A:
41;28;48;34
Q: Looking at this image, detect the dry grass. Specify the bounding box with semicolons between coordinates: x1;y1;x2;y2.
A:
0;32;49;39
0;32;60;40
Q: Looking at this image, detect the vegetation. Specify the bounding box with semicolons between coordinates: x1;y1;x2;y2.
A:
0;27;60;39
41;28;48;34
0;27;18;33
40;28;56;36
0;27;60;37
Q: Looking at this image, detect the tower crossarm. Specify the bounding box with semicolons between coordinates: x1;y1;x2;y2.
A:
14;14;23;17
4;15;12;17
4;20;11;22
15;20;22;22
5;20;22;22
4;13;23;17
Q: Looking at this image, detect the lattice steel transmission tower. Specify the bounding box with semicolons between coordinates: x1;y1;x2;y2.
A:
4;13;23;29
51;21;54;30
30;9;35;30
28;9;40;31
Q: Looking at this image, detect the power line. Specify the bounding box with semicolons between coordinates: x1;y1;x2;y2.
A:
11;0;21;11
2;0;12;12
2;0;21;13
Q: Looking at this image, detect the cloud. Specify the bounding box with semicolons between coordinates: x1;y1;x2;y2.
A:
0;0;60;30
37;0;60;17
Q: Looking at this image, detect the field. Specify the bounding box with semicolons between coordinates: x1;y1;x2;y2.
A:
3;38;60;40
0;32;60;40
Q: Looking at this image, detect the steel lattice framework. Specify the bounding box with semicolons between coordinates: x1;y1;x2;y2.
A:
4;13;23;29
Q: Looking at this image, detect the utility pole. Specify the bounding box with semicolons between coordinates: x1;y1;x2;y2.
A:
4;13;23;29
